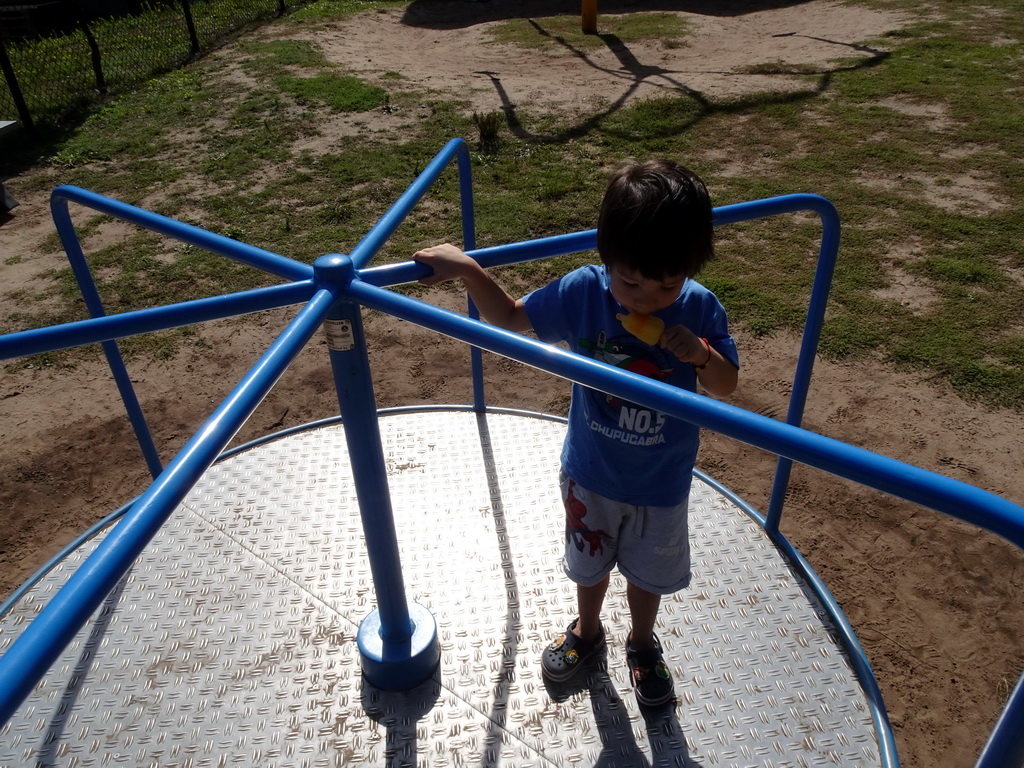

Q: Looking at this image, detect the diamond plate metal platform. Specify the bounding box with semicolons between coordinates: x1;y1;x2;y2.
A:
0;410;882;767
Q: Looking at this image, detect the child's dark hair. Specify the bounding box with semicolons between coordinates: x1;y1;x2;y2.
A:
597;159;714;280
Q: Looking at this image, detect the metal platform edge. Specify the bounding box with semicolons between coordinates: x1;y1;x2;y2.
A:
0;407;893;768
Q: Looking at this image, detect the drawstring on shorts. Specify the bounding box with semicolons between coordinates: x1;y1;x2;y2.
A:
633;506;647;538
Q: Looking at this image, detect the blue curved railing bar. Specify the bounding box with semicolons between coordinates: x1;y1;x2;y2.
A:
349;139;476;270
47;187;317;477
0;280;317;360
346;139;487;410
0;138;1020;767
0;286;338;720
698;467;896;767
343;274;1024;551
365;193;840;531
50;188;315;283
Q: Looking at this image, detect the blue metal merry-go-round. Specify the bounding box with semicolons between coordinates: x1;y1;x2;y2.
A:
0;139;1022;767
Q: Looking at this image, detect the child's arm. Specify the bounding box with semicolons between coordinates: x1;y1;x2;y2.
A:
660;324;738;397
413;244;533;333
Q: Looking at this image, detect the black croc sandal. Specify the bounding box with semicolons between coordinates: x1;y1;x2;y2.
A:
625;633;674;707
541;618;606;682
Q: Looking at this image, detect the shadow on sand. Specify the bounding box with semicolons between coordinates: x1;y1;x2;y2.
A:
402;0;819;30
466;16;889;145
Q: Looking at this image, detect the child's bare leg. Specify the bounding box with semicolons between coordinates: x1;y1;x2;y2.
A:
625;581;674;705
572;573;610;641
626;581;661;649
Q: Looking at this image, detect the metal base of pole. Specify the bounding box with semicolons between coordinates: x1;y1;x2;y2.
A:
357;602;439;690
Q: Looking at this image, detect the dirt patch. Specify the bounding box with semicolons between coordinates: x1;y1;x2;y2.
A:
292;0;906;118
860;169;1009;216
1;3;1022;767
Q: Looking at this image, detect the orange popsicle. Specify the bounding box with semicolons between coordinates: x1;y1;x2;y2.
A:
616;311;664;345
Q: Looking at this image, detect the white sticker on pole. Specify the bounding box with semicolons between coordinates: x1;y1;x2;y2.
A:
324;318;355;351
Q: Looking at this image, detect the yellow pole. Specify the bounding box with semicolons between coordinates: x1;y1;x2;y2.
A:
581;0;597;34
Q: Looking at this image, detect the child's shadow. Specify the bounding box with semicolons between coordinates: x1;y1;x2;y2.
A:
545;664;704;767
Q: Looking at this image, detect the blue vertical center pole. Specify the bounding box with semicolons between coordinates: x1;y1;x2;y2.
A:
316;255;439;689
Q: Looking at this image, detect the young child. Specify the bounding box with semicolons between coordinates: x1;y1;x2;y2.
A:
413;159;739;706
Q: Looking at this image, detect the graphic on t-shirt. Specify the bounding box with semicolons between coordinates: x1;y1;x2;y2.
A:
580;331;671;385
565;479;612;556
579;331;673;446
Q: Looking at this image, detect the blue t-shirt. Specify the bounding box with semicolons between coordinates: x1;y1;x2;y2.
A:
524;264;738;506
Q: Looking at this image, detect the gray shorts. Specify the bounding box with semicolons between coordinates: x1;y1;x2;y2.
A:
559;471;691;595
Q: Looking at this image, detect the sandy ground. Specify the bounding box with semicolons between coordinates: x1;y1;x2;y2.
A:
1;1;1023;766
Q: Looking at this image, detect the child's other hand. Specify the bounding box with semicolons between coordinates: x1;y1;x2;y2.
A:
660;324;708;366
663;325;738;396
413;243;474;286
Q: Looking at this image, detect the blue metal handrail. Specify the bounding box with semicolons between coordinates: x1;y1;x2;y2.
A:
51;187;315;477
343;274;1024;550
0;138;1020;767
365;193;841;530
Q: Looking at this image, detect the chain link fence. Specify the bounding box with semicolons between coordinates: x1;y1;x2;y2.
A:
0;0;309;131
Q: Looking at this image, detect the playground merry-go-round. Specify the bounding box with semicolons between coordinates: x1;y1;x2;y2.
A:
1;140;1022;768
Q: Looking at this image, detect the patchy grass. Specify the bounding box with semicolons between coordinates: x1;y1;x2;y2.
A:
486;12;692;52
4;0;1024;407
